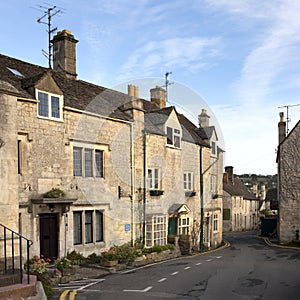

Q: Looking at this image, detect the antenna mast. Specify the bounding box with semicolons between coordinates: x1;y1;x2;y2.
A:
37;5;62;68
164;72;173;102
278;103;300;134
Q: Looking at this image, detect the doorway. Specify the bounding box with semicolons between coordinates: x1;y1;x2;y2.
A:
39;213;58;259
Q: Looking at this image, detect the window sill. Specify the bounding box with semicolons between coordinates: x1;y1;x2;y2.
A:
149;190;164;196
185;191;196;197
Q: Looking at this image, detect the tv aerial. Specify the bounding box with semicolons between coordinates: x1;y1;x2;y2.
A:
163;72;174;102
36;5;64;68
278;103;300;134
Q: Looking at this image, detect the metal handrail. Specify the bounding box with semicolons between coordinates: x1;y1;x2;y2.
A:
0;223;33;284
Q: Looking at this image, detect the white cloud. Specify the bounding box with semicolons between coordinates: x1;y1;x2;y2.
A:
119;37;221;80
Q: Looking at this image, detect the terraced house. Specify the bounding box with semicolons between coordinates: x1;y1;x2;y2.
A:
0;29;223;261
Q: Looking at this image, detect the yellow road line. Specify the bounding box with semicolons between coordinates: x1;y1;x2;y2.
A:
69;290;77;300
60;290;69;300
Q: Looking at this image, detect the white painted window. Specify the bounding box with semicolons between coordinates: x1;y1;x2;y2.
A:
148;168;161;189
146;215;167;247
167;126;181;148
37;90;63;120
213;213;219;232
178;215;190;235
184;172;193;191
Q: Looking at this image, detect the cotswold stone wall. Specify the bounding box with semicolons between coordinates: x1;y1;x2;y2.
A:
17;98;133;257
0;93;19;232
278;123;300;243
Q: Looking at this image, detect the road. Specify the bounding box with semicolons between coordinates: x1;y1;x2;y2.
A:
55;231;300;299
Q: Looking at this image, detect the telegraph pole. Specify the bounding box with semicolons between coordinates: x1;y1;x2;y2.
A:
36;5;63;68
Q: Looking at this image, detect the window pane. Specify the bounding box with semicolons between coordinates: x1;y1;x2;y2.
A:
148;169;153;189
85;149;93;177
85;211;93;243
167;127;173;145
73;147;82;176
51;96;60;118
38;92;48;117
95;150;103;177
96;211;103;242
154;169;159;189
73;212;82;245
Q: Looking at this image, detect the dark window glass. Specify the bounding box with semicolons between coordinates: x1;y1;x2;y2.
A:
73;212;82;245
85;211;93;243
73;147;82;176
96;211;104;242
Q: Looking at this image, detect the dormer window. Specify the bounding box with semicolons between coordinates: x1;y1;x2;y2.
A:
37;90;63;120
167;126;181;148
211;141;216;156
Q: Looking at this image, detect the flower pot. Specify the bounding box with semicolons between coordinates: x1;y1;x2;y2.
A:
100;260;118;267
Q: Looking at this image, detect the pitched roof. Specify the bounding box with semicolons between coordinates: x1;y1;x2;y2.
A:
223;177;258;200
0;53;212;146
0;54;132;121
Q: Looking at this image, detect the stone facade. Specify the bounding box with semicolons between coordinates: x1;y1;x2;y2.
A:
277;114;300;243
0;30;224;260
223;167;260;232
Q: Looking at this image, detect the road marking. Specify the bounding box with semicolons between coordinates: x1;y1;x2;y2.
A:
78;278;106;290
69;290;77;300
196;262;202;265
171;271;179;275
206;259;212;262
60;290;69;300
158;278;167;282
184;266;191;270
216;256;222;259
123;286;153;293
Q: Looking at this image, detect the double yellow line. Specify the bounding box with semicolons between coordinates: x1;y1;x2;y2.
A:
60;289;77;300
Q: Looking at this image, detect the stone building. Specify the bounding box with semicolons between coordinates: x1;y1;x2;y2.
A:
277;112;300;243
223;166;260;232
0;29;223;260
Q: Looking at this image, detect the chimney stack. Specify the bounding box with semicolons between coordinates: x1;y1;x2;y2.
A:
52;29;78;80
198;109;210;127
150;86;166;108
225;166;234;183
128;84;139;98
278;112;286;144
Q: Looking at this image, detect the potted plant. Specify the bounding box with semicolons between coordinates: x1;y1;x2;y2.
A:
100;248;118;267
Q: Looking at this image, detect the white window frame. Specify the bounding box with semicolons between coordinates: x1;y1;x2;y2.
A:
211;141;216;156
184;172;193;191
146;215;167;247
73;146;104;178
178;215;190;235
36;89;63;121
166;126;181;148
148;168;161;190
213;213;219;232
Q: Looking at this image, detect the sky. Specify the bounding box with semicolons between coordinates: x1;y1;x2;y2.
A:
1;0;300;175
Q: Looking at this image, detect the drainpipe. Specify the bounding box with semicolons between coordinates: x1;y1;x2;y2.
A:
130;122;135;246
199;145;204;251
142;130;147;247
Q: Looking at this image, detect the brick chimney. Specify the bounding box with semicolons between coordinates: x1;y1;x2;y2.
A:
150;86;166;108
52;29;78;79
198;109;210;127
278;112;286;144
225;166;234;183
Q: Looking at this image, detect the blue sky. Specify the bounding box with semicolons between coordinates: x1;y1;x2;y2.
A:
1;0;300;175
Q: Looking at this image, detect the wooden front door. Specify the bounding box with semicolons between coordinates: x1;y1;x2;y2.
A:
40;214;58;259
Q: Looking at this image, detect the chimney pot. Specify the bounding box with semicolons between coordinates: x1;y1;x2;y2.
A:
150;86;166;108
278;112;286;143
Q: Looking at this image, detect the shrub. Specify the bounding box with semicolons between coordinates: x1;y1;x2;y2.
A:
25;255;50;274
67;250;85;265
43;188;65;198
87;253;102;264
54;257;72;271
